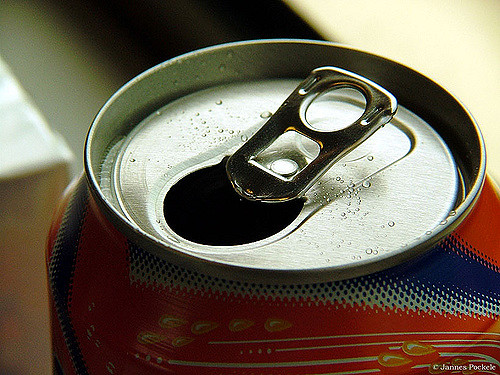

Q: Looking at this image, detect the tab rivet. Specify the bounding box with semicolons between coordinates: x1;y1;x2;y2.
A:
270;159;300;177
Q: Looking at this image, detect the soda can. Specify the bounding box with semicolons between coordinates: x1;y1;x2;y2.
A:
47;40;500;374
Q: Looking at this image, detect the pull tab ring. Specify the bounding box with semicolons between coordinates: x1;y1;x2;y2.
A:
226;67;398;202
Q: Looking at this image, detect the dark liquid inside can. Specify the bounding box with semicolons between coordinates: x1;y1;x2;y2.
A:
163;160;304;245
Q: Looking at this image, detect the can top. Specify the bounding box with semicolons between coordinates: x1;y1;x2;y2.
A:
87;40;484;283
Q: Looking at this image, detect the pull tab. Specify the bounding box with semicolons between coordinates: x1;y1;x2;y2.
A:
226;67;397;202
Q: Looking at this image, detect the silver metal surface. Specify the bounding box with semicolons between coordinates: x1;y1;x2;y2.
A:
100;78;457;270
86;40;485;282
226;67;397;202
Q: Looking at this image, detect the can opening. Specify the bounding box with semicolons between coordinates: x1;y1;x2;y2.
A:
163;159;304;246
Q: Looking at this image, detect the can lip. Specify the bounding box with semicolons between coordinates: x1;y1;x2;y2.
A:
84;39;486;283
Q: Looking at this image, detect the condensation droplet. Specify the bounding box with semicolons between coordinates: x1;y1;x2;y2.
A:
449;210;456;216
241;134;248;142
440;220;448;225
425;230;432;235
362;181;371;188
388;221;395;227
348;182;355;188
366;248;373;254
130;158;136;162
336;176;341;181
216;100;223;105
367;155;374;161
218;129;224;133
228;129;234;134
260;111;272;119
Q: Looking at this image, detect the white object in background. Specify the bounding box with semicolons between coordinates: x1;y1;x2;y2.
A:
0;57;73;374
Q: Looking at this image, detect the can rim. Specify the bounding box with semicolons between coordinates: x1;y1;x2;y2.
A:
84;39;486;283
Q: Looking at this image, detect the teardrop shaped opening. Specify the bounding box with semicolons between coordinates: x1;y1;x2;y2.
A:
163;160;304;246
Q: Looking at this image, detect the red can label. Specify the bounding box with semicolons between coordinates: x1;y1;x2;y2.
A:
48;178;500;374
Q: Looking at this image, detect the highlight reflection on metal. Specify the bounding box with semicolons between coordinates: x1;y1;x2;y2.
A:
226;67;397;202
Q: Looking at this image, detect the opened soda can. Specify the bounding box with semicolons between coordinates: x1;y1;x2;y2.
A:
47;40;500;374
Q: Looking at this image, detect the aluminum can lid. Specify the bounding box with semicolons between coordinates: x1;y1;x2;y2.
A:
87;40;484;282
